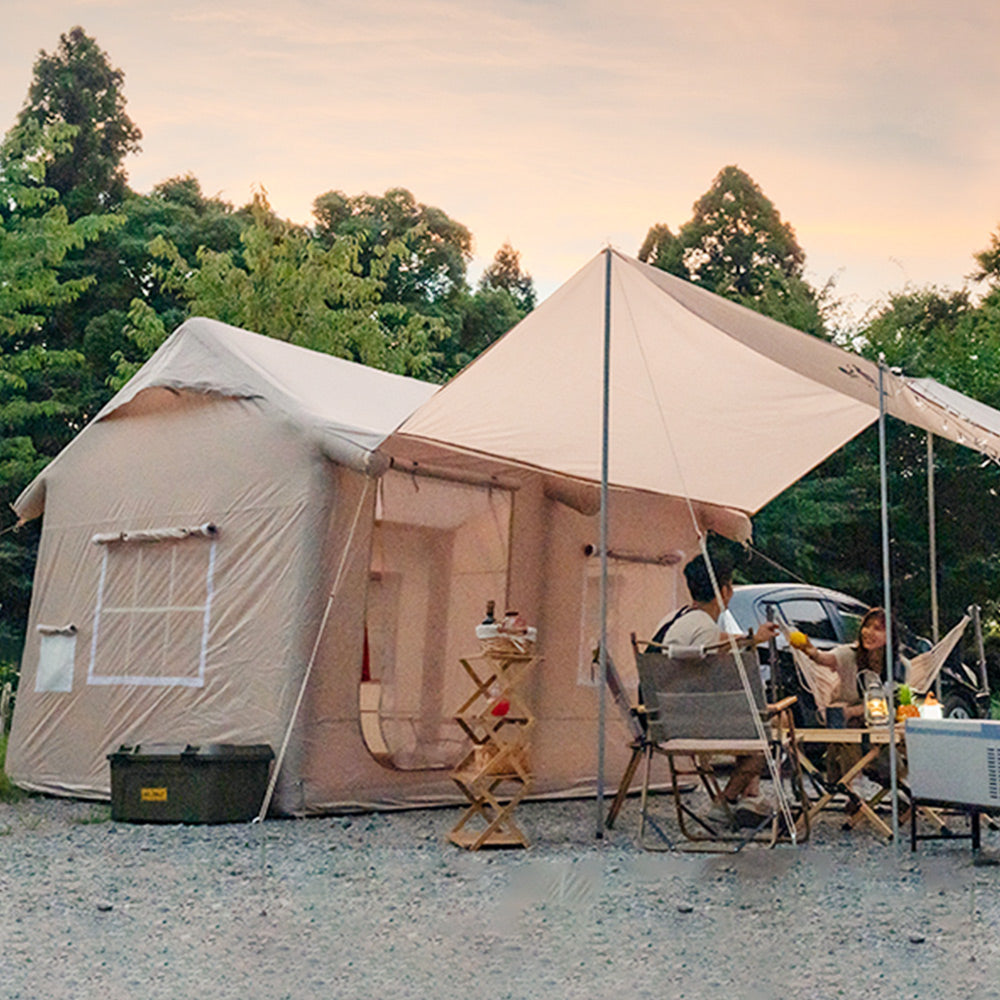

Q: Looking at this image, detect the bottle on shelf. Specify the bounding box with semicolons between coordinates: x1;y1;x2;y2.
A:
482;600;496;625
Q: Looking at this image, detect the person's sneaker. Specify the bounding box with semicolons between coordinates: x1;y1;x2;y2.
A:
704;797;737;830
734;796;772;828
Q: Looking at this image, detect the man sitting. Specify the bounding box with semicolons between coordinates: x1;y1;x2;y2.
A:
653;552;778;829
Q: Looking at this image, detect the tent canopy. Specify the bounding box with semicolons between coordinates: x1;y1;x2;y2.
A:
16;317;439;522
395;250;1000;515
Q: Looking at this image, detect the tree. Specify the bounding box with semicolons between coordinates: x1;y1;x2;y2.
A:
10;27;153;415
437;286;524;377
639;166;828;336
478;242;536;313
68;176;252;392
16;26;142;219
637;223;684;275
113;192;447;385
312;187;472;308
18;27;142;219
972;225;1000;286
0;118;120;660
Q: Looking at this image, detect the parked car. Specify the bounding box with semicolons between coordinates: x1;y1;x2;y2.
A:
720;583;989;723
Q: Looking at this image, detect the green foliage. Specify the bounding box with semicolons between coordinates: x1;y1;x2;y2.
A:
0;120;120;337
66;175;249;354
16;26;141;219
0;732;24;802
107;299;168;389
479;242;536;313
638;223;684;274
116;192;449;379
439;286;524;376
0;118;122;646
972;225;1000;286
640;165;828;336
313;187;472;308
644;166;804;293
751;282;1000;641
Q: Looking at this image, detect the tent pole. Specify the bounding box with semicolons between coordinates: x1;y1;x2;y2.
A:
878;360;900;844
596;246;612;838
927;433;942;698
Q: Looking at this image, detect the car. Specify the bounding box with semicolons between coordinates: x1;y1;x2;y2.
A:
719;582;989;723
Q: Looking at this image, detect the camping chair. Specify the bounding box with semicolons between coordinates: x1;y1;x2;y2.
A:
626;634;808;852
904;615;970;695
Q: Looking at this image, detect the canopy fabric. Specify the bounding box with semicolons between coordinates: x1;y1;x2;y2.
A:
15;318;439;522
395;250;1000;515
895;379;1000;462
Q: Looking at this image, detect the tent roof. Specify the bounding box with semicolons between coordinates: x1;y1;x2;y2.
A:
15;318;438;521
394;250;1000;514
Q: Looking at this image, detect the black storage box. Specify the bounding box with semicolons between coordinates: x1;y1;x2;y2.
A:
108;743;274;823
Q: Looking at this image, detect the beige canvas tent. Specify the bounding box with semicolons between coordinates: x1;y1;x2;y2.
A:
382;248;1000;814
11;251;1000;815
8;315;745;812
6;318;445;811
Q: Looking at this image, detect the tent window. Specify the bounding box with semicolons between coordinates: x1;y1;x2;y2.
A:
88;534;217;687
36;632;77;693
367;469;512;769
578;557;681;687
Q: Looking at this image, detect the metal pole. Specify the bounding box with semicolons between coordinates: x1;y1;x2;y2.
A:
927;432;942;698
878;361;900;843
596;247;612;838
971;604;991;703
766;604;780;703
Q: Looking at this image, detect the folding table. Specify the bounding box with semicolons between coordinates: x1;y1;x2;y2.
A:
793;726;907;838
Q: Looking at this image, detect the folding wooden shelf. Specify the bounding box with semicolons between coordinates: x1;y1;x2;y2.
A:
448;645;539;850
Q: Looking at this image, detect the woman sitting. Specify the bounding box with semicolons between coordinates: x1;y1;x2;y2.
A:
796;607;901;789
797;605;895;725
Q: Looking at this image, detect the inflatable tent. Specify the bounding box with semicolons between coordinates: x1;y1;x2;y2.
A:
8;315;739;811
12;251;1000;814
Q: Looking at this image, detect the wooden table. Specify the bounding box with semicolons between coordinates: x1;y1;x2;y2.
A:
794;727;907;838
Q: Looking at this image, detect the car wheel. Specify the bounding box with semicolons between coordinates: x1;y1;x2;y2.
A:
943;692;978;720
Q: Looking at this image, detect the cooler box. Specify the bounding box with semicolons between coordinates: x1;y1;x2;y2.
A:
108;743;274;823
906;718;1000;809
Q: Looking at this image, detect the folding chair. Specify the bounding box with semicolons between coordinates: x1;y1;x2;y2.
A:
627;634;809;852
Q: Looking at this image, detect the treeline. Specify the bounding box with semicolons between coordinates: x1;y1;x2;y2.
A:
4;27;1000;674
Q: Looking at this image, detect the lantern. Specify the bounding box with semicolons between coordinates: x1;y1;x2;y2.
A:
859;670;890;727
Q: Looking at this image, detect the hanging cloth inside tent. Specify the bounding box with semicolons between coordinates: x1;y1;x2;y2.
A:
904;615;970;694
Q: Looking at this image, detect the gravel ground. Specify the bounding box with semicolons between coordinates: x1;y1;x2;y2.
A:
2;791;999;1000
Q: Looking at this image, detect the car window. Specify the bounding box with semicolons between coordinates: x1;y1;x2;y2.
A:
776;599;838;642
836;601;868;643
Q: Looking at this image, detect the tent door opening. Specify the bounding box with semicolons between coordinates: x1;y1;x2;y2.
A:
364;468;513;769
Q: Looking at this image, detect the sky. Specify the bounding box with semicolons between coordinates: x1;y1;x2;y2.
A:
2;0;999;325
